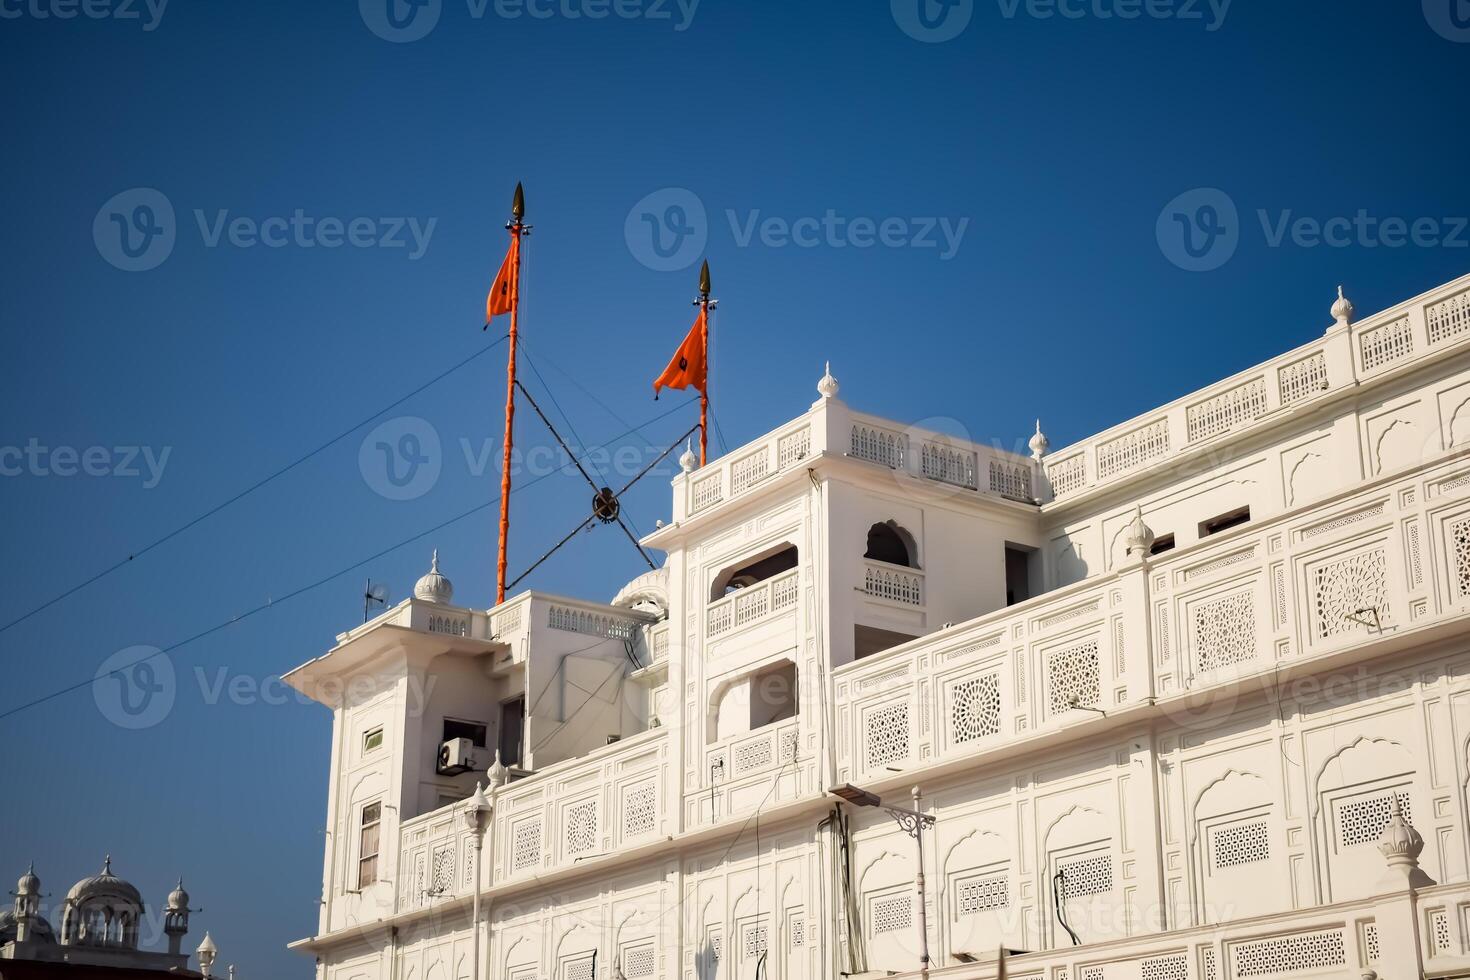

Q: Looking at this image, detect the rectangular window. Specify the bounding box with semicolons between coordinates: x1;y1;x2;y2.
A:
1200;506;1251;537
500;697;525;768
362;727;384;754
443;718;488;747
1150;533;1176;556
358;802;382;888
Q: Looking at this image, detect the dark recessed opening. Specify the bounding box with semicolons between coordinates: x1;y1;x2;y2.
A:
443;718;487;747
1199;507;1251;538
1150;533;1176;556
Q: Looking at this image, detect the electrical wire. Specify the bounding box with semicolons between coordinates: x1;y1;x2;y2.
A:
0;395;699;724
0;335;511;639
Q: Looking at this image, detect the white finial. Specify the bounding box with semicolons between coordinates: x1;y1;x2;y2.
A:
1028;419;1050;461
817;361;839;400
1377;792;1435;890
197;933;218;977
679;439;698;474
1123;505;1156;561
1330;284;1355;329
486;749;510;789
414;550;454;603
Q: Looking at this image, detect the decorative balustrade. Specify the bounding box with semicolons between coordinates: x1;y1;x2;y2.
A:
706;568;800;637
396;802;477;912
547;603;639;640
836;448;1469;782
711;719;800;781
1186;376;1268;442
862;561;923;606
681;421;814;518
1427;286;1470;346
851;423;908;469
1047;453;1088;497
1278;351;1328;405
921;441;977;489
1360;314;1414;372
989;458;1033;501
1096;418;1171;479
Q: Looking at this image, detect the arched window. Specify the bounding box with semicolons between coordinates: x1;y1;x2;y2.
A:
865;522;915;568
709;543;799;601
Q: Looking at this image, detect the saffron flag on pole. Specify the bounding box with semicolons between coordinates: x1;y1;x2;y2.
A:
485;233;520;326
653;306;708;398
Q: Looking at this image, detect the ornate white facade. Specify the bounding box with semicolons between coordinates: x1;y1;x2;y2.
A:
286;271;1470;980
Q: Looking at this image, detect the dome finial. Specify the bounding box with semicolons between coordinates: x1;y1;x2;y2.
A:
486;749;510;789
1029;419;1050;461
414;551;454;604
102;855;112;875
679;439;698;474
1123;505;1156;562
817;361;839;400
1330;284;1355;329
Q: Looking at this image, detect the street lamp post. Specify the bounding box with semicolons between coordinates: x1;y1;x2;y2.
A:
829;783;938;974
463;782;493;980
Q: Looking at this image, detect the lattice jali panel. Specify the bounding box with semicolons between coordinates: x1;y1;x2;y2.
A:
1057;853;1113;899
956;872;1010;913
778;426;811;468
1192;589;1258;672
989;459;1033;501
623;943;656;978
1336;790;1412;848
922;442;978;489
1046;639;1101;717
1187;376;1268;442
1140;955;1189;980
790;915;805;949
949;672;1002;745
1429;907;1454;954
1428;287;1470;345
1202;946;1219;980
742;922;768;959
622;779;657;839
1362;922;1380;963
430;844;455;895
1279;351;1328;404
511;817;542;872
1097;418;1170;478
1360;315;1414;371
871;894;912;934
1450;515;1470;599
851;424;906;468
564;799;598;857
864;701;911;770
1231;930;1346;977
508;967;539;980
1048;453;1087;497
1211;819;1270;869
729;449;770;494
1310;547;1388;640
562;954;596;980
734;735;773;774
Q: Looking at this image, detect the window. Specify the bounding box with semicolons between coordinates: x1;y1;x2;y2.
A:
500;697;525;768
865;521;915;568
749;660;798;729
1200;507;1250;537
357;802;382;888
855;624;917;660
711;544;799;599
1005;545;1037;605
443;718;488;747
362;727;384;753
1150;533;1176;556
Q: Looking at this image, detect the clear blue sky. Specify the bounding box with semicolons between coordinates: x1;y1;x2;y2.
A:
0;0;1465;974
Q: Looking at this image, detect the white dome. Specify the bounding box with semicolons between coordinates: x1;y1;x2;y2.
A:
167;879;190;911
65;857;142;908
413;550;454;604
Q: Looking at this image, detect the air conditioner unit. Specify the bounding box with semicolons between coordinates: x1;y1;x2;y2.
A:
437;738;479;776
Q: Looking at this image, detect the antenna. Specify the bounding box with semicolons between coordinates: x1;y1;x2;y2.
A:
363;579;389;623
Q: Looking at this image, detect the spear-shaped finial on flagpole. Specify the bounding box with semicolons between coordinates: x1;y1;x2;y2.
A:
697;260;713;467
699;258;711;297
492;182;528;605
511;181;525;222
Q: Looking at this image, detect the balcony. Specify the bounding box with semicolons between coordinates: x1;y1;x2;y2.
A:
706;568;800;638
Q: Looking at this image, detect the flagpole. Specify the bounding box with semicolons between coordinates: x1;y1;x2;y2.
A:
496;183;525;606
698;259;711;467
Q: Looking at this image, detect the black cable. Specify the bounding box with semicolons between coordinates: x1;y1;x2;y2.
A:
709;407;731;456
0;395;699;724
520;344;607;491
0;335;510;638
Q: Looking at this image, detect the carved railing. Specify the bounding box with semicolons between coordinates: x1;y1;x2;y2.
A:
861;561;924;606
707;568;800;638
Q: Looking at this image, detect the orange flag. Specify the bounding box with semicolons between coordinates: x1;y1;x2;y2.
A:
653;306;707;398
485;234;520;325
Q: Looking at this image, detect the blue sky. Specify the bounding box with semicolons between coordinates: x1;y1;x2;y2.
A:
0;0;1466;974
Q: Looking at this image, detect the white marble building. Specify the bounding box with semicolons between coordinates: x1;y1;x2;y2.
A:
285;272;1470;980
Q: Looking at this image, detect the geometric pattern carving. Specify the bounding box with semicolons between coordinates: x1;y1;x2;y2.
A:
734;737;773;774
1431;908;1453;953
1279;351;1328;405
742;923;768;958
430;845;454;895
922;442;978;489
1141;955;1190;980
872;894;912;934
623;943;656;977
1047;639;1101;717
865;702;911;770
565;799;598;857
949;673;1002;745
563;955;596;980
1360;315;1413;372
1451;516;1470;599
1211;820;1270;869
622;780;657;839
790;915;805;949
851;424;907;469
512;818;542;872
1187;377;1268;442
1232;930;1346;977
1203;947;1219;980
1098;419;1170;479
777;426;811;469
1057;853;1113;898
956;872;1010;913
1049;453;1088;497
1312;548;1388;639
1193;590;1258;672
1338;791;1412;848
1363;922;1380;963
1427;287;1470;345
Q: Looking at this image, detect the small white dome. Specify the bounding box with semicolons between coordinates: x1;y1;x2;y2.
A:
678;440;698;474
1029;420;1050;460
414;550;454;604
65;856;142;907
167;879;190;911
817;361;839;400
18;863;40;896
1331;284;1355;327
